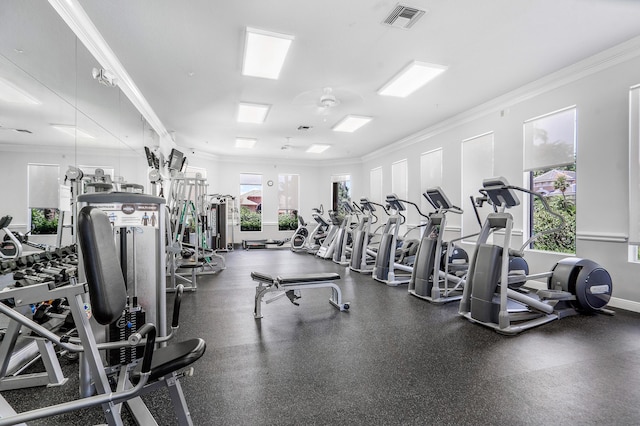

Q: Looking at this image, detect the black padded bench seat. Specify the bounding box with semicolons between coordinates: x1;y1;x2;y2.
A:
251;272;340;284
252;271;349;318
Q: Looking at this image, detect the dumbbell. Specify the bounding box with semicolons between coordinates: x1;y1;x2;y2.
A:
13;270;47;284
32;263;66;282
1;260;17;274
16;255;35;268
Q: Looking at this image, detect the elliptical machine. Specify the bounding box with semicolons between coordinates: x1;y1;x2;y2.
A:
349;198;389;274
408;187;470;304
316;210;343;259
371;194;427;286
290;205;326;253
332;201;359;266
458;177;613;335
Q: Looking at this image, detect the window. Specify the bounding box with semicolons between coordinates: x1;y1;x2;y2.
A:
524;106;576;254
391;159;408;200
370;167;383;204
420;148;442;213
332;175;351;214
239;173;262;231
278;174;299;231
27;163;60;235
461;132;494;240
629;85;640;262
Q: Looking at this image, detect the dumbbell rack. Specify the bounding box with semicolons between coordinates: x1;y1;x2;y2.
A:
0;247;79;391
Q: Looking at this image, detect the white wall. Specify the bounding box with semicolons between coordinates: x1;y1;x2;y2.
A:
360;44;640;310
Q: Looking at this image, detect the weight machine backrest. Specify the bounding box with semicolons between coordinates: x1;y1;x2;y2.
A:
77;206;127;326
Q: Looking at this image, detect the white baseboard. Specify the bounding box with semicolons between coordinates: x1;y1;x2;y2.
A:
607;296;640;313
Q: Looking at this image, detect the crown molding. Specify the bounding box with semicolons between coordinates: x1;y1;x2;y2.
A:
213;153;363;169
216;153;322;168
361;35;640;163
48;0;170;143
0;142;141;158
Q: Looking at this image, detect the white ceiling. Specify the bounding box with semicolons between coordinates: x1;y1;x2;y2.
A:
3;1;640;161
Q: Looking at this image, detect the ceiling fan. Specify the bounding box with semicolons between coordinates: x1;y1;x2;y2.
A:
0;124;32;134
292;86;363;115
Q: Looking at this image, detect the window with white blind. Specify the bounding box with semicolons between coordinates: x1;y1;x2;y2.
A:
370;167;383;204
28;163;60;234
523;106;576;254
391;159;408;201
420;148;443;213
461;132;494;240
628;85;640;262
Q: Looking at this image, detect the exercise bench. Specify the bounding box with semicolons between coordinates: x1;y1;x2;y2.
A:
252;272;350;319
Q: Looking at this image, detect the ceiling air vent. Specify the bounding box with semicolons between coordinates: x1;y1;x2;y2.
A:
382;4;426;29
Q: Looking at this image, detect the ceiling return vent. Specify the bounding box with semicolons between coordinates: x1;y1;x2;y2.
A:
382;4;426;29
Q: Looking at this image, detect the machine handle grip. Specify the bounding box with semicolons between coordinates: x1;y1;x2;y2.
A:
128;323;157;374
172;284;184;328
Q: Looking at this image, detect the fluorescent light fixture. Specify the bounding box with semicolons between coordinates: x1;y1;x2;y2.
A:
0;77;40;104
306;144;331;154
242;27;294;80
51;124;95;139
377;61;447;98
235;137;257;149
332;115;372;133
237;102;271;123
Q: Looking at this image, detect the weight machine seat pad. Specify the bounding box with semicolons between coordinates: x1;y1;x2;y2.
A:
132;338;206;383
251;271;275;283
277;273;340;284
77;206;127;325
178;262;204;269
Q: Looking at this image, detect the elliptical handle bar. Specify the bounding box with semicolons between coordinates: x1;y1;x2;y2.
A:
504;184;566;253
399;198;431;219
369;200;390;216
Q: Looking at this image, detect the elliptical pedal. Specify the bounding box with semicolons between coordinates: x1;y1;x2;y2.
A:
537;289;573;300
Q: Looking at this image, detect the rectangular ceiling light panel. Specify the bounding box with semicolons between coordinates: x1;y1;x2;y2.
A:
51;124;95;139
235;137;257;149
307;144;331;153
237;102;271;123
332;115;372;133
0;77;40;104
242;27;294;80
378;61;447;98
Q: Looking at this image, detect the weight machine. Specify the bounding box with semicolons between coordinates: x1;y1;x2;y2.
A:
166;174;225;292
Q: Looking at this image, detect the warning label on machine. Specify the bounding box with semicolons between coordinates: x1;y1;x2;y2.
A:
90;203;160;228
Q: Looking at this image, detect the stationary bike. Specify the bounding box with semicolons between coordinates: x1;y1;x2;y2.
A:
0;216;22;259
